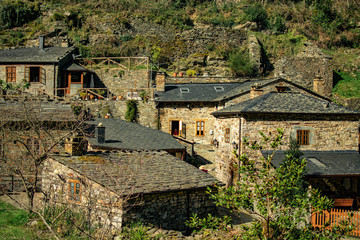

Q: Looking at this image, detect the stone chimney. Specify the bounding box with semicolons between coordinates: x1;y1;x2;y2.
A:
65;135;86;156
96;123;105;144
250;84;263;99
39;36;44;50
156;72;165;92
313;75;325;96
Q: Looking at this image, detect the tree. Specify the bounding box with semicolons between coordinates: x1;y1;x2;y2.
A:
208;129;351;239
125;99;138;123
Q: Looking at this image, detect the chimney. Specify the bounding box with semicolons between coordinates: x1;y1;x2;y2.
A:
96;123;105;144
156;72;165;92
39;36;44;50
250;84;263;99
313;75;324;95
65;135;86;156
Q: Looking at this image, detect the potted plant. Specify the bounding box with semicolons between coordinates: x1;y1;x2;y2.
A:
173;72;178;77
179;72;184;77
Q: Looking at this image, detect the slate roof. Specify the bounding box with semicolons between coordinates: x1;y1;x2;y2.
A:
63;63;90;72
0;46;74;63
154;82;242;102
87;118;185;151
212;92;360;117
0;101;76;122
263;150;360;177
51;151;219;196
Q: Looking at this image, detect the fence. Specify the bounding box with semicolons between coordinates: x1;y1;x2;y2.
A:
311;208;360;237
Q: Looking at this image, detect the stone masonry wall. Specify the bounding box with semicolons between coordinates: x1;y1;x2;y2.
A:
159;102;222;144
126;189;216;230
42;158;124;229
213;117;239;184
0;64;56;95
82;99;157;129
274;43;333;97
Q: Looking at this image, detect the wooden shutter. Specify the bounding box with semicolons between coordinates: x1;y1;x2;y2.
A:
24;67;30;82
40;67;46;85
180;122;186;139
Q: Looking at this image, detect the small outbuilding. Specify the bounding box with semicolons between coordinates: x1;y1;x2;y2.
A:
42;150;219;230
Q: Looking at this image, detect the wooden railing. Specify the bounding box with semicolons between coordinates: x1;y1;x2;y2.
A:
77;57;149;72
311;208;360;237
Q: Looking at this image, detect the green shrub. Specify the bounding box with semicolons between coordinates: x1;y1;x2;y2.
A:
0;1;39;29
125;100;138;123
271;15;286;33
333;71;360;98
185;213;232;233
244;3;269;30
227;49;256;77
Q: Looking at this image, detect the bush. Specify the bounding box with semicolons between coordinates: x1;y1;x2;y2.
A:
185;213;232;233
227;49;256;77
0;1;39;29
244;3;269;30
125;100;138;123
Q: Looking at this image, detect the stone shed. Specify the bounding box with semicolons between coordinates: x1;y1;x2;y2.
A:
42;150;219;230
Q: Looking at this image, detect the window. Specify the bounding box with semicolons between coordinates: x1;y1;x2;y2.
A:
297;130;309;145
69;179;81;202
225;128;230;143
214;86;224;92
196;121;205;136
25;66;46;84
180;88;189;93
6;66;16;82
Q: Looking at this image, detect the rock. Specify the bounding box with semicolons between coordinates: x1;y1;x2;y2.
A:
233;21;258;31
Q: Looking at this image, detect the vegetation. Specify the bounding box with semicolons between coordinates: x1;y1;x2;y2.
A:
208;130;352;239
125;99;139;123
185;213;232;233
333;71;360;98
0;200;34;239
227;49;256;76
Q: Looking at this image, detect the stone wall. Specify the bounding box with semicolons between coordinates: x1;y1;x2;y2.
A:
126;189;216;230
0;64;56;95
213;117;240;184
83;99;157;129
42;158;123;229
158;102;222;144
274;42;333;96
166;76;244;84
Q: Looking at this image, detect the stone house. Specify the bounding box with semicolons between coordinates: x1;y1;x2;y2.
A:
0;99;82;192
42;150;219;230
86;118;186;160
0;36;91;97
211;91;360;195
154;75;329;146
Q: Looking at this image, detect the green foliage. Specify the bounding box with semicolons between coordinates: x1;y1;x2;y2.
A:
125;100;138;123
333;71;360;98
185;213;232;233
42;204;93;238
71;102;83;115
139;91;149;103
0;1;39;29
0;79;30;94
244;3;269;30
121;222;151;240
208;129;350;239
0;200;34;239
227;49;256;77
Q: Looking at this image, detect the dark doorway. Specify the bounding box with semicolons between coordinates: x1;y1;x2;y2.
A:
171;120;179;136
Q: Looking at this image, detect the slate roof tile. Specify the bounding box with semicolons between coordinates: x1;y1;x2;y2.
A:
263;150;360;176
212;92;360;116
53;151;218;195
0;46;75;63
87;118;185;151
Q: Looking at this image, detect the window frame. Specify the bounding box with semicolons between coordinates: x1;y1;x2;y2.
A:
68;179;81;202
6;66;16;82
297;130;310;145
225;128;230;143
196;120;205;136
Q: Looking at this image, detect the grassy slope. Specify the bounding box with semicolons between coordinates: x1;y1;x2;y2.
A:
0;199;34;239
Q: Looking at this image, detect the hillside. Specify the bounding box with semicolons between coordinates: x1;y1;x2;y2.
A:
0;0;359;100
